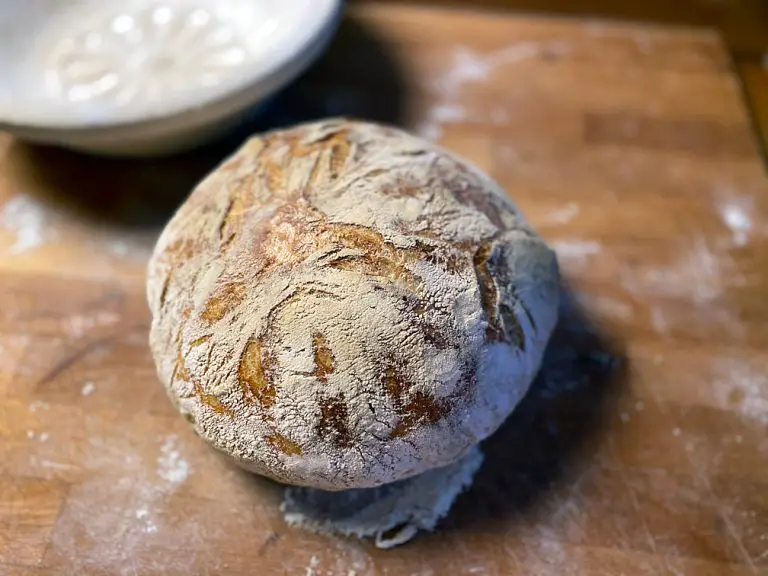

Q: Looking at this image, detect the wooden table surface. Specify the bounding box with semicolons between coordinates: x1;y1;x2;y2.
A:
1;3;767;575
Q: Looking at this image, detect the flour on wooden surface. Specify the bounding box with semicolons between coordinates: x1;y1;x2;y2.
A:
0;193;53;254
34;457;79;471
550;240;602;267
0;191;154;262
711;359;768;426
157;434;190;485
620;236;745;338
135;508;157;534
540;203;580;226
305;555;320;576
44;429;196;575
622;237;726;303
29;400;49;412
417;42;566;141
81;381;96;396
63;310;121;338
719;199;753;247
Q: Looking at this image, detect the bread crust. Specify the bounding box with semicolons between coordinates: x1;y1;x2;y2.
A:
147;119;559;490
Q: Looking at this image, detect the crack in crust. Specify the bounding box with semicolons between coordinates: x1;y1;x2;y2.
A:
253;201;443;293
217;127;352;252
154;239;199;311
317;393;354;447
473;242;502;341
219;173;259;251
382;360;473;439
201;282;246;325
172;310;234;417
472;241;526;350
239;338;277;408
312;332;335;384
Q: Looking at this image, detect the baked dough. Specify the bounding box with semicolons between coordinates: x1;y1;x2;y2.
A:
147;119;559;491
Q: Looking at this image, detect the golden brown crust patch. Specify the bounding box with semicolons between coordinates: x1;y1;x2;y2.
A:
201;282;246;325
317;393;353;448
312;333;335;384
239;339;277;407
383;362;448;439
266;433;303;456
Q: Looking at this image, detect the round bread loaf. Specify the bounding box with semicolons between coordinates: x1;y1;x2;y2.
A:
147;119;559;491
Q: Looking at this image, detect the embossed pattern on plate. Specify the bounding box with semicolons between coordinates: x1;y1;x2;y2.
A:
42;2;269;109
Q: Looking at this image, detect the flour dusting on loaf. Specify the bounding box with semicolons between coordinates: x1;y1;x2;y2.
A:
147;119;559;491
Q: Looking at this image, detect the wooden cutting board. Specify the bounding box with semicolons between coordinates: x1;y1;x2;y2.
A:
1;3;766;575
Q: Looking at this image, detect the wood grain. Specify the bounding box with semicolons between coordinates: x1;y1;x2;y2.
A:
0;3;766;575
739;57;768;161
354;0;768;53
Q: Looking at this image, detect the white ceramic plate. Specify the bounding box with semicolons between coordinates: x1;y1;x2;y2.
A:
0;0;342;155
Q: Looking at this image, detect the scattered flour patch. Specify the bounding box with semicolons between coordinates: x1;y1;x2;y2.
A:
620;412;630;423
39;432;49;443
108;240;130;257
63;311;121;339
0;192;152;263
592;296;633;321
418;42;553;140
27;430;35;440
431;104;466;123
305;555;320;576
551;240;602;267
157;434;190;485
38;459;78;471
144;522;158;534
81;381;96;396
720;201;752;247
622;237;725;302
711;359;768;425
0;194;54;254
135;509;158;534
672;427;682;437
576;292;633;321
635;401;645;412
29;400;50;412
620;236;745;338
40;425;197;575
541;203;580;226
